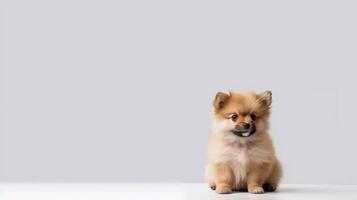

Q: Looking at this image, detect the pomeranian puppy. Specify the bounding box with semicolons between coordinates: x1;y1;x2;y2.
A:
205;91;282;194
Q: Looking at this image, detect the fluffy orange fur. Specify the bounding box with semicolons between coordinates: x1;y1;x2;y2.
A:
205;91;282;194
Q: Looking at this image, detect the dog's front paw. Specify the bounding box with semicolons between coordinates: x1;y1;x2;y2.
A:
248;186;264;194
215;184;232;194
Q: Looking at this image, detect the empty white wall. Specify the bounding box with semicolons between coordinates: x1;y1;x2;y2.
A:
1;0;357;184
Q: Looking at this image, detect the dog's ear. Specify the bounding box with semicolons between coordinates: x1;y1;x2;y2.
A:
258;90;272;107
213;92;230;109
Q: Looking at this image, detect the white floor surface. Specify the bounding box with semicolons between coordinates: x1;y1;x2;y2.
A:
1;183;357;200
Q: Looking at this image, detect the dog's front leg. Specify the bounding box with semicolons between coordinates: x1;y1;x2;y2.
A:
247;163;271;194
213;163;234;194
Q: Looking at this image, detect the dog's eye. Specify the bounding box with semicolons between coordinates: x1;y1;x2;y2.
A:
230;114;238;122
250;114;257;121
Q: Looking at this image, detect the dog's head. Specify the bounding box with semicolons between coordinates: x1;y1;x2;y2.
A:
212;91;272;138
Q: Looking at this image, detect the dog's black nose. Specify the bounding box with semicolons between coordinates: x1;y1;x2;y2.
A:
242;123;251;129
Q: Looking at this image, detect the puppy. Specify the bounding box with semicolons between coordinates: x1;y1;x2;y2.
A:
205;91;282;194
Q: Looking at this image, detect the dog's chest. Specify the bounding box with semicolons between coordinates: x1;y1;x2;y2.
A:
230;146;249;185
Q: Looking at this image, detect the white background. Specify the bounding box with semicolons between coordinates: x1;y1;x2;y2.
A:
1;0;357;184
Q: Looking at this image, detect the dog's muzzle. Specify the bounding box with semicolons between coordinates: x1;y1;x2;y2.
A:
231;124;256;137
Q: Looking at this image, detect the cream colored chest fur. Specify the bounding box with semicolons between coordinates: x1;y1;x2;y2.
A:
230;146;249;184
212;142;250;187
206;135;272;189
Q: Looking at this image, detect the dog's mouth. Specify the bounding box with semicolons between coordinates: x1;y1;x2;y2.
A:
231;126;256;137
